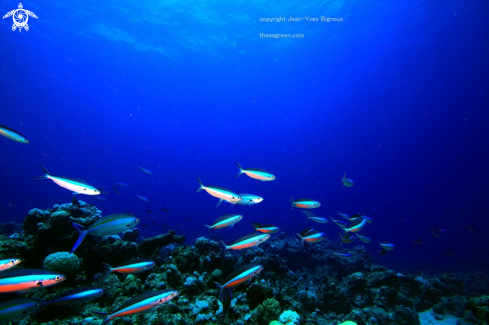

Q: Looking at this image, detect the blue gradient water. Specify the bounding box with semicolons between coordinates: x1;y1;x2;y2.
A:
1;0;488;273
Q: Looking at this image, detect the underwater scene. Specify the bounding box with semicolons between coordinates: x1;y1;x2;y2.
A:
1;0;488;324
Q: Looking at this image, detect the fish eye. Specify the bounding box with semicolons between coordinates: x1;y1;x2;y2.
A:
55;276;61;280
158;299;163;303
10;260;15;264
136;218;140;222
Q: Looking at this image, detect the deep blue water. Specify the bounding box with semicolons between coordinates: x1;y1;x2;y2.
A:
1;0;488;272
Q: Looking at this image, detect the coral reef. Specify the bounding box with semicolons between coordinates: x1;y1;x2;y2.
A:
1;201;489;325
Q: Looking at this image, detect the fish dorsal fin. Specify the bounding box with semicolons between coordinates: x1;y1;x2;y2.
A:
229;233;265;246
116;259;153;267
295;198;316;202
245;168;271;173
299;228;314;237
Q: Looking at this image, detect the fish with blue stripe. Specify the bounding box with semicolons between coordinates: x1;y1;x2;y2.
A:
34;165;101;195
45;287;104;306
0;125;29;143
215;265;263;317
290;197;321;209
196;177;241;204
220;233;270;251
296;228;326;245
205;214;243;231
251;222;279;234
93;290;178;325
101;259;155;279
0;269;65;293
234;162;275;181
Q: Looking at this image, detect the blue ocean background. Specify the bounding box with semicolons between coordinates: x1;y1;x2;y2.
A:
1;0;488;276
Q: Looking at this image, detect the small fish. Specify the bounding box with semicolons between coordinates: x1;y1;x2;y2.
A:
101;259;155;278
71;213;140;253
113;187;120;195
342;218;368;233
0;258;21;272
136;195;149;202
146;210;154;213
137;166;152;175
331;218;348;227
0;269;65;293
115;183;129;187
379;241;395;252
336;212;351;220
334;252;352;258
92;197;107;201
234;162;275;181
296;228;326;245
196;177;241;203
412;238;424;246
338;232;356;246
160;208;169;212
355;233;372;243
431;228;447;233
302;211;328;223
47;287;104;306
341;172;354;187
0;125;29;143
220;233;270;251
34;165;100;195
290;197;321;209
215;264;263;302
93;290;178;325
251;222;279;234
349;214;373;223
205;214;243;230
0;298;47;323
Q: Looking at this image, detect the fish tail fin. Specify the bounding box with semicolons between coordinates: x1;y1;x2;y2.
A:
296;233;304;246
290;197;295;209
101;262;114;279
219;240;228;253
343;172;346;178
34;164;50;179
93;312;111;325
234;161;243;178
216;199;223;208
196;177;205;192
71;223;88;253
